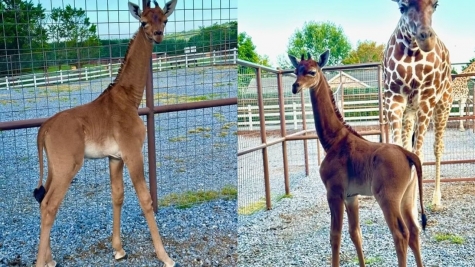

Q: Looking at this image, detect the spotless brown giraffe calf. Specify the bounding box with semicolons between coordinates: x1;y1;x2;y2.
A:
33;1;180;267
289;50;427;267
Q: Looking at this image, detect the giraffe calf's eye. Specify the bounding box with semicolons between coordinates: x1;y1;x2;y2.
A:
307;71;316;76
141;22;147;27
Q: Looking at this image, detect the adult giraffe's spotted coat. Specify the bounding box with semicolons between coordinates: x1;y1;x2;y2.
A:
383;0;452;209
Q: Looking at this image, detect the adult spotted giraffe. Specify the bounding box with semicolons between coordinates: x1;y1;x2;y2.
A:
383;0;452;210
452;61;475;131
33;1;180;267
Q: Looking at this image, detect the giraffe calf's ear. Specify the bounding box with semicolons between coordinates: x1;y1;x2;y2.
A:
288;54;299;69
318;49;330;68
163;0;178;16
128;1;141;20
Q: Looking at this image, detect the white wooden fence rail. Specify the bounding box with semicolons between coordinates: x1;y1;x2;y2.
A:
238;99;473;130
0;48;237;90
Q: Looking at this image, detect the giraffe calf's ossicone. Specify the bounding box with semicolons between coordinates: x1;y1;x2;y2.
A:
33;1;180;267
290;50;426;267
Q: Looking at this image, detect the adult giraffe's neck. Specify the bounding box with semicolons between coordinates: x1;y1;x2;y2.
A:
393;19;418;51
113;27;154;108
463;61;475;74
308;75;363;152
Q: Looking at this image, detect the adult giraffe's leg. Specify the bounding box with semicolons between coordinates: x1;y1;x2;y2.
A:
117;123;176;267
327;186;345;267
432;98;452;208
402;111;416;151
109;157;127;260
384;93;405;146
459;98;466;131
345;196;365;267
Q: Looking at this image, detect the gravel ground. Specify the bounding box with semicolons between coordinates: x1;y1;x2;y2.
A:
0;66;238;266
238;128;475;267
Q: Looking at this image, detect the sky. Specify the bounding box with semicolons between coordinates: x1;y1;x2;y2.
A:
238;0;475;71
36;0;237;39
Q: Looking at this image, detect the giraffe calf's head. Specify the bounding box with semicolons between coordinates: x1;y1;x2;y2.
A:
288;50;330;94
128;0;177;44
392;0;438;52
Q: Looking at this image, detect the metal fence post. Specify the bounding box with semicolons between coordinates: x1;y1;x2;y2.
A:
142;0;158;213
5;76;9;90
85;67;88;80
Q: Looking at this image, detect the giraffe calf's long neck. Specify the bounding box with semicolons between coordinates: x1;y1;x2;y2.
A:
309;77;362;151
110;27;154;107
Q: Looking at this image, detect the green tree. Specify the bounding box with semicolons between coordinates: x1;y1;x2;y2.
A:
342;40;384;64
238;32;270;66
0;0;48;75
187;21;237;53
283;21;351;67
48;4;100;68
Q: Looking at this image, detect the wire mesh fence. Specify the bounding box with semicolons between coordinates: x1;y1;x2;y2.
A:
0;0;237;266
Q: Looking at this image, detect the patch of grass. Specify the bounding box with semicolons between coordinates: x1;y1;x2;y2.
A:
352;257;383;265
275;193;292;202
168;136;187;142
218;131;228;137
213;112;226;122
434;233;465;244
213;143;227;148
174;158;185;163
364;220;373;225
0;99;17;106
188;126;211;134
203;133;211;138
159;185;237;209
221;122;236;130
177;167;186;173
238;198;267;215
38;84;83;95
149;92;222;105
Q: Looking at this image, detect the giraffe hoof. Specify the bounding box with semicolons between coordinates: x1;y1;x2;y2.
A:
113;249;127;261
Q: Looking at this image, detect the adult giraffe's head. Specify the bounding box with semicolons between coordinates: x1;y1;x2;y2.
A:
128;0;177;44
392;0;439;52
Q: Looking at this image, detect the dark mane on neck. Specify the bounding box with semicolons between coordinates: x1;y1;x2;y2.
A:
324;79;364;139
98;30;140;97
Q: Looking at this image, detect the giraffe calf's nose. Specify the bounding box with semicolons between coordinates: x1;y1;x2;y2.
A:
154;31;163;36
292;83;300;94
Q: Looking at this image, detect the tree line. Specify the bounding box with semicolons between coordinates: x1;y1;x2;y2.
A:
0;0;237;76
239;20;474;71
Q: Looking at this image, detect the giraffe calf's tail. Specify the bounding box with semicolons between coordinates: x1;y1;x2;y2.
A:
402;147;427;231
34;127;47;204
34;186;46;204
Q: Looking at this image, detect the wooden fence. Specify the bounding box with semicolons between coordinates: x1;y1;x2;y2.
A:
238;96;474;130
0;48;237;90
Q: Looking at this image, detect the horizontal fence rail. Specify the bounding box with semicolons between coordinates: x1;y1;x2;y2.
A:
0;48;237;90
